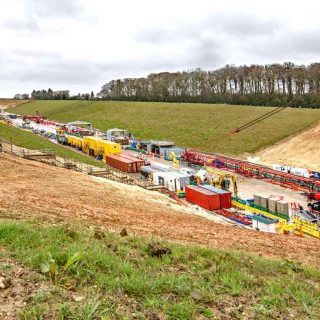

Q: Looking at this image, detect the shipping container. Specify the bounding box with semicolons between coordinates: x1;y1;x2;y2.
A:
96;139;121;157
83;136;99;156
199;185;232;209
121;154;145;172
105;154;136;173
185;185;220;210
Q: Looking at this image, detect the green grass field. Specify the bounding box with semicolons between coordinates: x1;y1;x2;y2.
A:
0;122;104;167
1;219;319;319
10;100;320;155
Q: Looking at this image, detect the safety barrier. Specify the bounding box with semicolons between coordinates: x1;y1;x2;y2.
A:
232;200;288;224
232;198;320;239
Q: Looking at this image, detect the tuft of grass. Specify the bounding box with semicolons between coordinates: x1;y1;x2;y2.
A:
10;100;320;155
58;297;111;320
0;122;104;167
19;304;48;320
0;220;320;319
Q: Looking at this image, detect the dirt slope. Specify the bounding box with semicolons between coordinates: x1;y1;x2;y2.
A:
1;153;320;266
0;99;29;109
257;123;320;171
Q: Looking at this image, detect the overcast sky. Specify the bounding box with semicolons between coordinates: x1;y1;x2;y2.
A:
1;0;320;97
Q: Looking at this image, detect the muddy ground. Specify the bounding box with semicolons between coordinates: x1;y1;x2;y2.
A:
0;248;50;319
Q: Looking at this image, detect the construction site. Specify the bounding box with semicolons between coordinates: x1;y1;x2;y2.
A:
1;105;320;241
2;101;320;319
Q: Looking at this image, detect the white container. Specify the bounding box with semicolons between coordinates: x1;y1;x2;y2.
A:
150;162;171;171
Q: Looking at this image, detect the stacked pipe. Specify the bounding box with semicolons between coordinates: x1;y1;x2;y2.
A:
182;149;320;192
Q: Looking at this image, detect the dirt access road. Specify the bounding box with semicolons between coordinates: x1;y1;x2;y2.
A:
1;153;319;267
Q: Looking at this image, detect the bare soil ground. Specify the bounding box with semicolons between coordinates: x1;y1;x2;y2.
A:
0;99;29;110
257;123;320;171
0;247;49;319
1;153;320;267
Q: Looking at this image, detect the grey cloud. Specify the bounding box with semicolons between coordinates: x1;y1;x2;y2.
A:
3;18;39;31
211;13;279;37
25;0;83;18
250;31;320;61
191;38;222;63
135;25;197;44
288;32;320;55
135;29;172;43
10;48;60;60
135;13;278;45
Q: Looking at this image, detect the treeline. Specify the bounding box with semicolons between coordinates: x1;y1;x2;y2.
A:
14;89;96;101
98;63;320;108
31;89;70;100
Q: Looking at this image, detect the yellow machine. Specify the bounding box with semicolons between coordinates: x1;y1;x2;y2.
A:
82;136;99;156
96;139;121;158
67;135;83;149
205;166;238;196
168;152;180;165
82;136;121;158
56;128;65;135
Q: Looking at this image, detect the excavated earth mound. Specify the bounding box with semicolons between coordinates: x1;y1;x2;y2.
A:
257;123;320;171
1;153;320;266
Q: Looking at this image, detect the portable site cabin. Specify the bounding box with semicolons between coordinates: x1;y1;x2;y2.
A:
139;140;175;156
140;166;159;180
152;171;190;192
150;162;172;172
167;171;190;191
251;215;278;233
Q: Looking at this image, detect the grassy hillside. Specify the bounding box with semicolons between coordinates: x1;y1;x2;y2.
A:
10;100;320;155
1;219;319;319
0;122;104;167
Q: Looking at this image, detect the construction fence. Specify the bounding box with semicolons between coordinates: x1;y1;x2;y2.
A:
0;137;154;188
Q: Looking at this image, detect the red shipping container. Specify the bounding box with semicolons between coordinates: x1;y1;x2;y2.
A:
199;185;232;209
105;154;136;173
121;154;145;172
185;185;220;210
